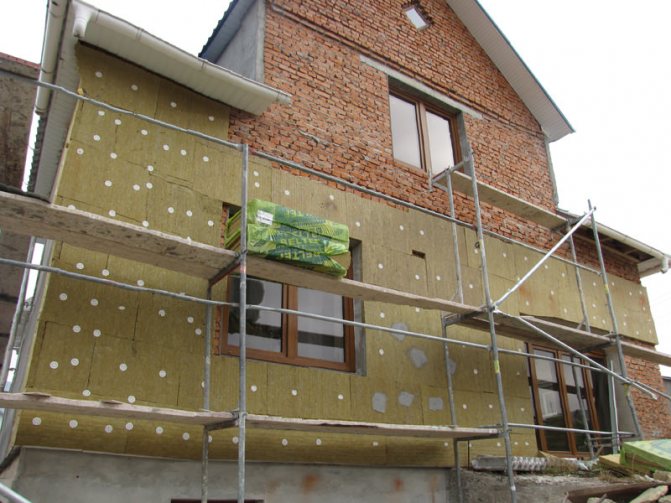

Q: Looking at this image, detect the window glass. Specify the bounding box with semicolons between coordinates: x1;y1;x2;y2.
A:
534;350;570;451
426;110;456;176
389;94;421;168
227;276;283;353
297;287;345;362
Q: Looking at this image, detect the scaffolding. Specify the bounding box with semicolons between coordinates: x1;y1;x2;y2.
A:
1;69;670;503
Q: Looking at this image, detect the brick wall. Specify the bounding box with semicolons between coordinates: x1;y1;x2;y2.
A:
225;0;659;437
227;0;640;280
625;351;671;439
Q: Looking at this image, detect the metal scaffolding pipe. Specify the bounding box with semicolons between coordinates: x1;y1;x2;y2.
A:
588;201;643;439
494;209;594;308
237;144;250;503
507;422;634;437
442;324;462;503
466;153;517;503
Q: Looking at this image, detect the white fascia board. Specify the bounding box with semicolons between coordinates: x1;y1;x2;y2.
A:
445;0;573;142
71;1;290;115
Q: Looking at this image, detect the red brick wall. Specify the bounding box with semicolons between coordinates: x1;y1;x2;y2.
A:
226;0;656;434
625;349;671;439
227;0;640;280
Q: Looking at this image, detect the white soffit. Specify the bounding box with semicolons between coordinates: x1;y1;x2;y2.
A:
445;0;573;142
71;1;290;116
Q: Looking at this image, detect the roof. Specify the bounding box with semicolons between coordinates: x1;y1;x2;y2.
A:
200;0;574;142
32;0;290;198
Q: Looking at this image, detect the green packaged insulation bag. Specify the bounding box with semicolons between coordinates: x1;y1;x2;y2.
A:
225;199;350;277
620;439;671;472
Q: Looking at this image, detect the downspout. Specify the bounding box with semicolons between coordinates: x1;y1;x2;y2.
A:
35;0;68;115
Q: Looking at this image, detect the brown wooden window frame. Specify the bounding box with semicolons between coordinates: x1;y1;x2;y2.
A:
388;88;462;177
527;343;604;457
216;272;356;373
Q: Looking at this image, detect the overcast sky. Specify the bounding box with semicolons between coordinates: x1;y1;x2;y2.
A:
2;1;670;373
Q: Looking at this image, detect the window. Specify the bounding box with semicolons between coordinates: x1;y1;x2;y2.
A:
403;2;431;30
216;273;356;373
527;345;610;455
389;91;461;177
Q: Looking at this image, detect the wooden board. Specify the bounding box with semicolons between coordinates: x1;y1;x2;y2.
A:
0;191;477;315
0;392;235;426
446;170;565;229
246;413;499;439
461;314;671;367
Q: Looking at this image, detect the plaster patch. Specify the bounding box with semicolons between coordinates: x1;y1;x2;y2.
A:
391;322;407;341
398;392;414;407
408;348;428;368
372;392;387;413
428;396;444;411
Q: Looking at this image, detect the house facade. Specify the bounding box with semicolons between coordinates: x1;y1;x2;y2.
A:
1;1;670;501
